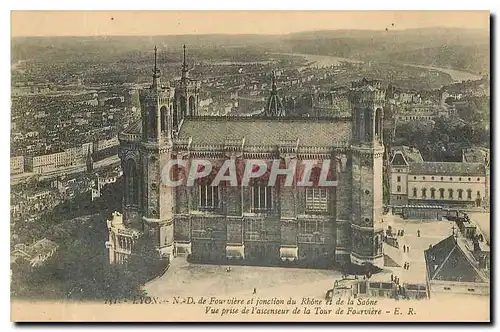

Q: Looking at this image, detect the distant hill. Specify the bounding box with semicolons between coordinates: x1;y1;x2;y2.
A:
12;28;490;74
274;28;490;74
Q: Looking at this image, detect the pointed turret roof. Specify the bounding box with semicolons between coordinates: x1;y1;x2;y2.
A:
265;71;285;117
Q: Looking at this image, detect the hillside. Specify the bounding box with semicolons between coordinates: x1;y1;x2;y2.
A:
273;28;490;74
12;28;490;75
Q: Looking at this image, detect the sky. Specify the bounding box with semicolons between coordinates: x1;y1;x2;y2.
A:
11;11;490;37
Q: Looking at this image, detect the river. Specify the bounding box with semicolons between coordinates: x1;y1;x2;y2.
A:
400;63;482;83
275;52;363;68
278;52;483;83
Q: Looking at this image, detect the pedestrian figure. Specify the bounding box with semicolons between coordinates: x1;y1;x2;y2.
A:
253;287;256;295
407;246;410;252
391;274;394;282
401;230;405;236
417;230;420;237
403;245;406;252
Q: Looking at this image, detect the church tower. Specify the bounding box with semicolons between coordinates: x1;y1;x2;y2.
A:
265;71;286;117
348;79;385;268
174;45;200;130
130;46;176;258
86;145;93;174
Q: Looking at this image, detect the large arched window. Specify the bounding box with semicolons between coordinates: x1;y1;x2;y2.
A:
448;189;454;199
439;188;445;199
375;108;382;136
180;96;187;117
457;189;463;200
149;107;157;138
160;106;168;132
421;188;427;198
364;109;371;141
189;95;196;116
413;188;417;197
125;159;139;205
430;188;436;199
173;102;178;130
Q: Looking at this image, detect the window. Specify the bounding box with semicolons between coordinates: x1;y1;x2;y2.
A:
467;189;472;200
458;189;463;199
125;159;139;205
477;191;481;198
397;176;401;182
246;219;264;232
414;176;417;180
431;177;434;180
299;220;322;234
468;289;475;292
199;185;220;210
441;177;444;180
413;188;417;197
397;169;401;173
430;188;436;199
305;188;328;213
477;178;480;181
397;185;401;192
468;178;471;181
444;287;451;291
448;189;453;199
449;177;453;181
421;188;427;198
252;185;272;212
422;176;426;180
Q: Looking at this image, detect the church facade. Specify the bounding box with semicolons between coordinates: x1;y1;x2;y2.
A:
106;48;386;268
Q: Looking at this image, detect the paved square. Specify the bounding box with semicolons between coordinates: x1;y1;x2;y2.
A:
145;259;342;300
380;214;458;285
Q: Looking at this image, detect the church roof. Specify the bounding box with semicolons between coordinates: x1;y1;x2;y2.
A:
409;162;486;176
177;116;352;147
424;235;488;283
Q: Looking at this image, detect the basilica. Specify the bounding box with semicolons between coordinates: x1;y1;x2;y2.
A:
106;47;386;268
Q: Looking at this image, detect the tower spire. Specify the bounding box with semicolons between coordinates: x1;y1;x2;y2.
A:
154;45;157;71
152;45;160;87
181;44;189;80
86;145;93;173
271;70;277;94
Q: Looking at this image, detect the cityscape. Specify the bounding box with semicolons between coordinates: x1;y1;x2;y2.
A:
10;11;490;322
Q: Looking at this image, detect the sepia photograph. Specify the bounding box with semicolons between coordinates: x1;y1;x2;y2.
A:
9;10;491;322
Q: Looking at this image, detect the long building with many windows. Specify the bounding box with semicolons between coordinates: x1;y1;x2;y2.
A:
389;146;489;208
